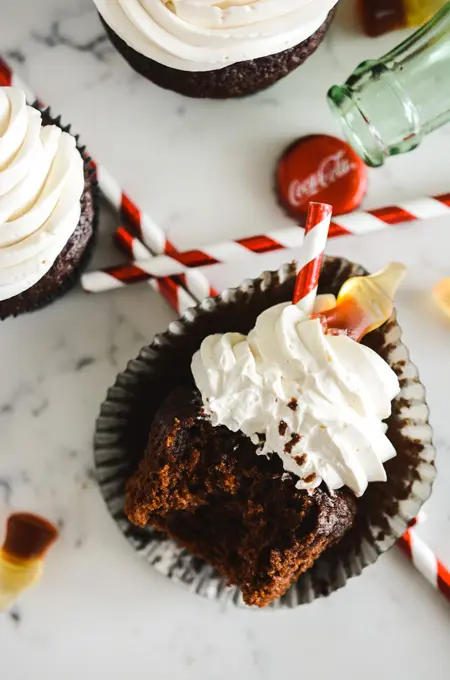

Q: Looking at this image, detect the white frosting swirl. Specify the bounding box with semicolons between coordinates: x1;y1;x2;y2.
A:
0;87;84;301
192;300;400;496
94;0;338;72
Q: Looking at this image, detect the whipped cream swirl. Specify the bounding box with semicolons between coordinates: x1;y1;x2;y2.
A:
192;300;400;496
0;87;84;301
94;0;338;72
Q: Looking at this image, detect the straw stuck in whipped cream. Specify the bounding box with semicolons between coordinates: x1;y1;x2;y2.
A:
191;297;400;497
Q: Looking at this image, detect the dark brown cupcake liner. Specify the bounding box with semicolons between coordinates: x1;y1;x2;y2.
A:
94;257;436;608
0;106;99;320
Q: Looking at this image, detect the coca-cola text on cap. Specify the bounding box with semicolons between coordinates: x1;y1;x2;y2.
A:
276;134;368;221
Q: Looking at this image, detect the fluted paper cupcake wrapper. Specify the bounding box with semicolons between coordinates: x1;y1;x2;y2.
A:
94;257;436;609
0;106;99;320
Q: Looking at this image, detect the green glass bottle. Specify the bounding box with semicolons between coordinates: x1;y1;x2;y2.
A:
328;2;450;167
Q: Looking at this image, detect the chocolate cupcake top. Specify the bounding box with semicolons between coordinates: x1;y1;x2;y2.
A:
192;293;401;497
94;0;339;72
0;87;84;301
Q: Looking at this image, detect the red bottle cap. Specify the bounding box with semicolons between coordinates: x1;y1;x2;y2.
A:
276;134;368;221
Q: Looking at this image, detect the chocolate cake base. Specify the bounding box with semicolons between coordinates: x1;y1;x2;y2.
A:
125;387;357;607
0;112;98;320
100;9;336;99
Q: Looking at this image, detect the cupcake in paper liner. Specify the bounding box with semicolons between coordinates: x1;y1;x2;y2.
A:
94;257;436;608
0;86;99;320
93;0;338;99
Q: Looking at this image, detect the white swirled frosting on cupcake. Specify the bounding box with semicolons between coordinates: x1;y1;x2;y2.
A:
94;0;339;72
0;87;84;301
192;299;400;496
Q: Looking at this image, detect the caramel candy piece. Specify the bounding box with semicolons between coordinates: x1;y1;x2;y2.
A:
433;278;450;319
0;513;59;611
316;262;407;342
360;0;446;37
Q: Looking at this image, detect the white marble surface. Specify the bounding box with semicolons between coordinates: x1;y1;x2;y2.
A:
1;1;450;678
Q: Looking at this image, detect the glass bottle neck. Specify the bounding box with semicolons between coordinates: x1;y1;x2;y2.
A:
328;3;450;167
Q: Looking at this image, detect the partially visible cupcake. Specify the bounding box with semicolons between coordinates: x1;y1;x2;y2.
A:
0;86;97;320
93;0;339;99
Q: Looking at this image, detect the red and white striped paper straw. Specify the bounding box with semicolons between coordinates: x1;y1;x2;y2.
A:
83;224;207;313
330;193;450;237
151;275;198;314
292;203;332;313
82;255;210;305
79;187;450;290
0;55;215;312
82;225;213;304
115;225;199;310
397;526;450;603
114;226;198;313
81;222;321;291
114;226;151;261
91;161;217;302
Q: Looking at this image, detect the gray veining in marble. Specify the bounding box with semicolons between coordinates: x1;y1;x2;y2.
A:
0;1;449;678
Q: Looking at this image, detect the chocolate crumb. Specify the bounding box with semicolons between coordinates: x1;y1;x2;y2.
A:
278;420;288;436
302;473;317;483
284;432;301;454
294;454;307;466
287;398;298;411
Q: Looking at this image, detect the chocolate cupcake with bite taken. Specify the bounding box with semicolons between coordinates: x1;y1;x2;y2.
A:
93;0;339;99
95;258;436;608
0;86;98;320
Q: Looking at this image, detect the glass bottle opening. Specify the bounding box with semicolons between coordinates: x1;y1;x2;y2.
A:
327;84;386;167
